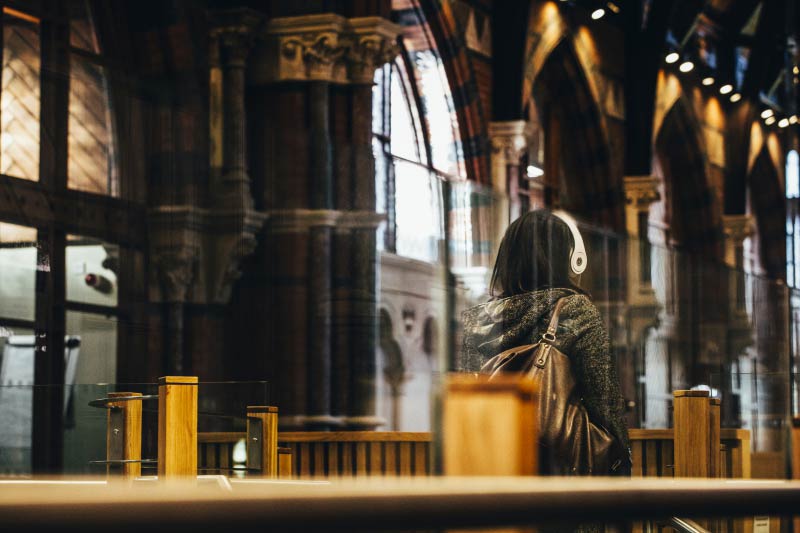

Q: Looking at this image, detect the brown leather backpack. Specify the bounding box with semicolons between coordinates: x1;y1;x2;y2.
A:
480;297;621;475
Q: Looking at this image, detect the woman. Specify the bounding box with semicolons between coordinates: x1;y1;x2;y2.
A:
461;209;630;475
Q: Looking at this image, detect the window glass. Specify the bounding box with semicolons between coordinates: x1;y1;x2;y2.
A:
68;56;118;196
787;150;799;199
394;160;443;262
390;62;425;164
0;326;36;475
66;236;119;307
65;311;117;387
0;222;36;321
68;0;100;54
1;11;40;181
412;49;464;179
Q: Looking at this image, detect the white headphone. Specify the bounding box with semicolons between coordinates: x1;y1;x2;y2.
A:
551;210;588;275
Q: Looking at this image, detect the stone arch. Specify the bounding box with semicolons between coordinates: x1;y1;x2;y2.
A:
531;39;624;230
748;149;786;279
654;96;723;256
417;0;489;183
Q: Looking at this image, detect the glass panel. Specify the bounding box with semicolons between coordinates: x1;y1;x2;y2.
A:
68;0;100;54
394;159;443;262
390;62;425;164
1;11;40;181
0;222;36;321
66;236;118;307
68;55;118;196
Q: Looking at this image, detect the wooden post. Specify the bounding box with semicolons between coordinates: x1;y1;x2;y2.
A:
673;390;711;478
793;417;800;533
278;447;293;479
709;397;721;478
106;392;142;479
443;374;538;476
246;406;278;477
157;376;198;479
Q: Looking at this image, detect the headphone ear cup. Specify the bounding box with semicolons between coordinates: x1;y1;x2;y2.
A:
571;250;587;275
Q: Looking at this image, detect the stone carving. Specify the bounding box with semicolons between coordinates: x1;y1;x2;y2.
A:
156;248;200;304
253;14;402;85
489;120;529;162
722;214;754;243
148;206;267;305
282;32;347;81
624;175;661;209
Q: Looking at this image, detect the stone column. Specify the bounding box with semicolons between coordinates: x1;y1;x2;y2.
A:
722;215;755;427
489;121;528;256
623;175;660;302
250;14;399;429
622;176;660;426
213;10;261;210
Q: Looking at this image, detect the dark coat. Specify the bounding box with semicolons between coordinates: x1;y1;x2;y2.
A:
461;287;630;454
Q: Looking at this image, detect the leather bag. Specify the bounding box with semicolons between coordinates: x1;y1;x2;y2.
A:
480;297;620;475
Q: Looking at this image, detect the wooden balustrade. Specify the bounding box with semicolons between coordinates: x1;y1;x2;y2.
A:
198;431;432;478
629;428;750;479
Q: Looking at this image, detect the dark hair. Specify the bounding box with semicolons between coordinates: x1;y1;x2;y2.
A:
489;209;583;298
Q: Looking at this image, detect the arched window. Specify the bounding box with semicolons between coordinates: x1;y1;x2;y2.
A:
372;3;465;264
787;149;799;286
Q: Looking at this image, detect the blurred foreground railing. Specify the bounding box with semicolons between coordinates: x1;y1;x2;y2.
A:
0;478;799;531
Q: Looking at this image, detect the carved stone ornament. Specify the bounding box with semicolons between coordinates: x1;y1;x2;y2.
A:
347;17;403;84
251;14;402;85
489;120;529;162
149;205;267;305
623;175;661;209
722;214;755;243
210;8;263;68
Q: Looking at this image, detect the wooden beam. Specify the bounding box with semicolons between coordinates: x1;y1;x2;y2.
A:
106;392;143;479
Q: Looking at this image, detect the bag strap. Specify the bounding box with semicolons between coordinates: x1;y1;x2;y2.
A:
541;296;569;343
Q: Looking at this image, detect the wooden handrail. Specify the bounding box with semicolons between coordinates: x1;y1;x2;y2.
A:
197;431;433;444
0;478;800;530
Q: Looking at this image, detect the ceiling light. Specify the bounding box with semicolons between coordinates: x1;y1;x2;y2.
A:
779;118;790;128
702;77;714;86
719;84;733;95
795;66;800;75
791;116;798;125
729;93;741;103
606;2;620;13
761;109;774;119
526;165;545;179
591;8;605;19
679;61;694;73
765;116;776;125
665;52;680;64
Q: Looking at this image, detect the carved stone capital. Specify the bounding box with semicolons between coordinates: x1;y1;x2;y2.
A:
624;175;661;209
722;214;755;243
346;17;403;84
210;8;263;68
149;205;267;304
489;121;529;163
255;14;349;84
252;15;402;85
206;207;268;303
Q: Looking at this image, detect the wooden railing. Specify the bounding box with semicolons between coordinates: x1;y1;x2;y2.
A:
629;428;751;479
198;431;433;477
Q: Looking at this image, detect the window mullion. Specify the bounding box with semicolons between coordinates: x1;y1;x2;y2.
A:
31;0;69;474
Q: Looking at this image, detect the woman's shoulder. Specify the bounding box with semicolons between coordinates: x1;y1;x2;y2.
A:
559;292;604;330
